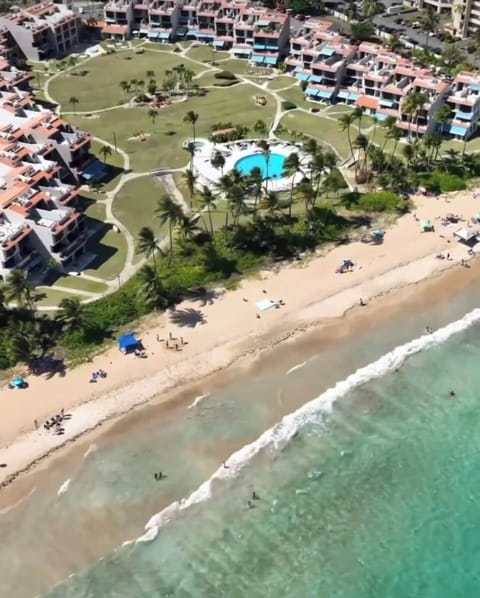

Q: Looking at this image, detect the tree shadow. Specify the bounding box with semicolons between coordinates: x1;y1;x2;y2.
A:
183;287;225;306
30;356;66;379
169;308;206;327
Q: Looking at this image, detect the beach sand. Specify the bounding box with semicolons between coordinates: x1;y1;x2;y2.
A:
0;190;478;488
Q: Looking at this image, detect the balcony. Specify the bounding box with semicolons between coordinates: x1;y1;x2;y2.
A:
60;233;87;260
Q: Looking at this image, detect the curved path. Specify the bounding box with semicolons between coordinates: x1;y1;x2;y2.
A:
40;41;355;308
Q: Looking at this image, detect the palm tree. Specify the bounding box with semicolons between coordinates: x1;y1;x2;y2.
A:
338;112;356;163
302;137;318;158
263;191;280;215
296;181;316;214
146;69;155;80
178;213;202;242
120;80;129;97
183;110;199;142
148;109;158;129
433;104;452;135
199;185;216;240
257;139;271;193
99;145;112;162
182;168;197;205
282;152;302;216
254;119;268;138
155;195;184;263
5;269;34;309
69;96;79;115
421;8;440;53
210;150;225;174
362;0;382;17
352;106;364;134
68;55;78;73
136;226;162;266
138;264;168;311
56;297;87;334
247;166;263;220
353;134;369;180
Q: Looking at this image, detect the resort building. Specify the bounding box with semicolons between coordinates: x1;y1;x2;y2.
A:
451;0;480;38
101;0;290;62
0;2;81;60
0;59;100;278
443;72;480;140
416;0;452;13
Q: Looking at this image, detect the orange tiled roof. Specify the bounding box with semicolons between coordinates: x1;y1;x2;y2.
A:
357;96;379;110
102;23;128;34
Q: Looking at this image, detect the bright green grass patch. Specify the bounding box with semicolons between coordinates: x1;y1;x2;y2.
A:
49;50;204;111
219;59;273;77
52;276;109;294
68;84;276;171
267;76;296;91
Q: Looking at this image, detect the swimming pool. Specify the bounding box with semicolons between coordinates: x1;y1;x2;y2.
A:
235;152;286;180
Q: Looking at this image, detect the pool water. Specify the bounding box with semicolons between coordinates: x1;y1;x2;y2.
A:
235;153;286;179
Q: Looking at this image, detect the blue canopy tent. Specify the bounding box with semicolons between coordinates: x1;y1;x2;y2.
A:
118;332;141;353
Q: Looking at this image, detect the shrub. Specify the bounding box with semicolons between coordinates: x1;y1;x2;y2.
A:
422;171;467;193
214;80;238;87
356;191;404;213
281;100;297;111
214;70;237;80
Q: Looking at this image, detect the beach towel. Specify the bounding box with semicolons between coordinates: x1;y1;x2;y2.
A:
255;299;278;311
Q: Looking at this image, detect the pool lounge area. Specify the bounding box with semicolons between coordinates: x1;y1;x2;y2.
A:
189;138;307;192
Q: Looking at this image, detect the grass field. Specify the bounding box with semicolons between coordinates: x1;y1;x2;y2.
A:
113;175;164;240
69;83;276;171
267;76;296;91
278;111;350;158
49;50;204;111
84;227;128;280
36;288;80;306
186;45;230;63
52;275;109;294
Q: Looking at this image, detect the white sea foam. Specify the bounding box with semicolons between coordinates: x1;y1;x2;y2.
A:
140;308;480;539
286;361;307;375
136;526;158;543
188;393;209;409
83;443;98;459
57;479;71;496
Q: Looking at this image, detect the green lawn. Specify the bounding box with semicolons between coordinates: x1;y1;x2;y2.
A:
68;83;276;171
36;288;80;307
90;139;125;169
278;111;350;158
113;175;164;240
219;59;273;77
48;50;204;111
277;85;315;110
186;44;230;63
193;71;241;87
52;275;109;294
267;76;296;91
84;226;128;280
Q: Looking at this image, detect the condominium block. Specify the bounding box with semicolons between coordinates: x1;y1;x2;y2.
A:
0;59;100;278
443;71;480;139
452;0;480;38
0;2;81;61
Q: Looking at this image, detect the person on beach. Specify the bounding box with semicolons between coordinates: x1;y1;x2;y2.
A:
426;326;433;334
359;298;366;307
223;462;230;469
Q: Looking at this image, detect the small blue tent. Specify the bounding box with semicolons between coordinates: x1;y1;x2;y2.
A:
117;332;140;353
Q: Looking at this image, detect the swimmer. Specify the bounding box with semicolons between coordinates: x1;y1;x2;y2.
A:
247;500;256;509
252;491;259;500
449;390;456;397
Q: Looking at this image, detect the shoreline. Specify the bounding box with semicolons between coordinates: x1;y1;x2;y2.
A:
1;190;480;491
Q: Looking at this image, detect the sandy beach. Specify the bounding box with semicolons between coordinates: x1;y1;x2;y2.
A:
1;190;479;488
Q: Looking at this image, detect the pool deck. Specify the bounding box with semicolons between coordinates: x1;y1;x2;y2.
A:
189;138;308;192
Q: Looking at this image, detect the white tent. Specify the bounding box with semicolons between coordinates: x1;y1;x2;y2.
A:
454;227;478;243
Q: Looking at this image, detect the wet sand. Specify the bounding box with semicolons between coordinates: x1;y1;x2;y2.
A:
0;189;479;492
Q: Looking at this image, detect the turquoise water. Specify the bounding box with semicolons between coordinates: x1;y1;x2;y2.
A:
40;315;480;597
4;270;480;597
235;153;285;179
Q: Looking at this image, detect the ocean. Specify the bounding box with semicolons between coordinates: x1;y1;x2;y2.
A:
3;267;480;598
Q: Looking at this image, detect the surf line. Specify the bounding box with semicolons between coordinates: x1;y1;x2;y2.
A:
139;307;480;540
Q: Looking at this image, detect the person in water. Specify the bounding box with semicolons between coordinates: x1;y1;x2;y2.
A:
154;472;164;481
252;491;259;500
449;390;456;397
